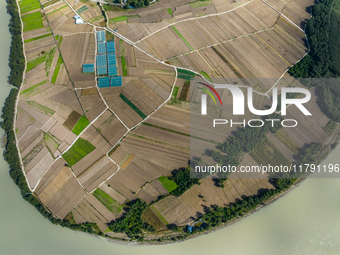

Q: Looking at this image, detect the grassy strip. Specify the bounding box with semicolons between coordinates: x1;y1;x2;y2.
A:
45;47;56;74
167;8;173;15
177;68;196;80
22;11;44;32
121;56;127;76
26;101;55;116
151;206;169;225
158;176;178;192
19;0;41;13
62;138;96;166
26;54;47;73
172;86;179;98
20;80;47;95
51;54;63;83
189;0;212;8
24;33;53;43
111;15;127;22
171;26;194;51
93;189;123;215
119;94;146;119
72;115;90;135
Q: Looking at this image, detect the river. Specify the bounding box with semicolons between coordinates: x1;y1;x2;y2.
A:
1;2;340;254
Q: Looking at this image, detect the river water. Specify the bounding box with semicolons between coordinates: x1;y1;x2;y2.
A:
1;2;340;254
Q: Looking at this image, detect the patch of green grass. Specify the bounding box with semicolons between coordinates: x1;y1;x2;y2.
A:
189;0;212;8
158;176;178;192
171;25;194;51
200;71;212;82
24;33;52;43
250;138;291;168
26;54;47;73
119;94;146;119
111;15;127;22
20;80;47;96
62;138;96;166
151;206;168;225
77;5;88;14
167;8;173;15
106;31;115;41
22;11;44;32
57;36;63;46
177;68;196;80
72;115;90;135
172;86;179;98
19;0;41;13
93;189;123;215
26;101;55;116
121;56;127;76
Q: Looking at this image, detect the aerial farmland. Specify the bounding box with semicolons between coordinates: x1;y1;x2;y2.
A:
11;0;336;242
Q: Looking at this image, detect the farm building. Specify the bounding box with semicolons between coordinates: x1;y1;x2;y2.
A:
73;15;84;24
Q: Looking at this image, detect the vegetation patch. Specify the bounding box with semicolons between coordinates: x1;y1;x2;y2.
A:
105;31;115;41
20;80;47;96
200;71;213;82
62;138;96;166
51;54;64;83
250;138;291;168
171;26;194;51
26;54;47;73
169;168;200;196
121;56;128;76
150;206;168;225
167;8;173;15
323;120;338;135
45;47;56;75
172;86;179;98
26;101;55;116
19;0;41;13
158;176;178;192
93;189;123;215
111;15;127;22
177;68;196;80
119;93;147;119
72;115;90;135
22;11;44;32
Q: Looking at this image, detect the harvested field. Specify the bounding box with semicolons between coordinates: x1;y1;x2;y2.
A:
153;196;192;225
99;183;127;205
141;207;166;230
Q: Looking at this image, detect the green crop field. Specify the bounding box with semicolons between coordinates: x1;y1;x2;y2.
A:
45;47;56;74
172;86;179;98
171;26;194;51
177;68;196;80
111;15;127;22
26;54;47;73
121;56;127;76
51;54;64;83
119;94;146;119
72;115;90;135
62;138;96;166
189;0;212;8
93;189;123;215
200;71;213;82
19;0;41;13
250;138;291;168
167;8;173;15
158;176;178;192
22;11;44;32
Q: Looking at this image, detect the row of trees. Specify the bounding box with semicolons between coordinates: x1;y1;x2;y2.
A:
125;0;151;9
6;0;25;88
